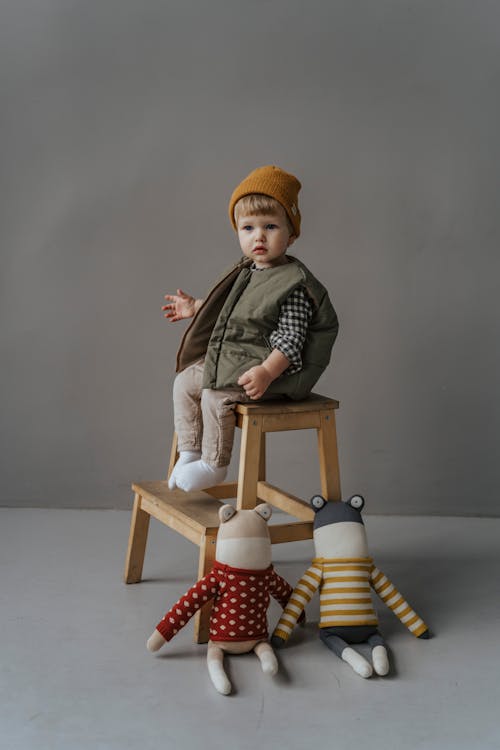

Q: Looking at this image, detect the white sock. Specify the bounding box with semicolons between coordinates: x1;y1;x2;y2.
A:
168;451;201;490
342;647;373;678
372;645;390;676
174;460;227;492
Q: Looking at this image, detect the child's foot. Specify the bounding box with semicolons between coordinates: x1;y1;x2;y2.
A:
168;451;201;490
174;460;227;492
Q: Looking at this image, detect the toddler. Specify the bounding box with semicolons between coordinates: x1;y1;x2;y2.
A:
163;165;338;492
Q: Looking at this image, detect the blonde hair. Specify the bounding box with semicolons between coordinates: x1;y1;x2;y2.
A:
234;194;294;235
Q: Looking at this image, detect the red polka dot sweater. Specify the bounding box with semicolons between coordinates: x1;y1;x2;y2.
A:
156;562;293;642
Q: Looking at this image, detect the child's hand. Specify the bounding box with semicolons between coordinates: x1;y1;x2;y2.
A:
162;289;199;322
238;350;290;399
238;365;273;400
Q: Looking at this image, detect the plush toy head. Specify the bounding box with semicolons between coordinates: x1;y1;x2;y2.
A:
311;494;369;559
216;504;273;569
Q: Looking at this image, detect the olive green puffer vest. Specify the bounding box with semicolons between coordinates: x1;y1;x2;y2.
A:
176;256;338;401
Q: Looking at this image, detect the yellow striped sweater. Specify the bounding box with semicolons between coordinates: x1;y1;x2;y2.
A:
274;557;428;641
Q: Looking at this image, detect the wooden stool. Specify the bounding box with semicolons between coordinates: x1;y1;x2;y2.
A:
124;393;340;643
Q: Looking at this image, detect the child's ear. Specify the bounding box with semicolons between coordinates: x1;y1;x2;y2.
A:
287;234;296;248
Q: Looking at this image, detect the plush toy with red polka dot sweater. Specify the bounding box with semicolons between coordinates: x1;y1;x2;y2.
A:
147;503;297;695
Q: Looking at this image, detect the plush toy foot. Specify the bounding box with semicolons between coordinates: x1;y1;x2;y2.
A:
147;630;167;653
207;660;232;695
342;647;373;678
174;460;227;492
372;645;390;676
258;650;278;676
168;451;201;490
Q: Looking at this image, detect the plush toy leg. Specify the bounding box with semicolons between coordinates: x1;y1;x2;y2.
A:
254;641;278;676
371;645;389;676
367;632;389;676
147;630;166;653
207;642;231;695
341;647;373;678
319;630;372;678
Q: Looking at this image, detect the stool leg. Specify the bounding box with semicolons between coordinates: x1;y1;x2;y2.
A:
259;432;266;482
236;415;263;509
167;432;179;480
124;493;151;583
193;531;217;644
317;409;341;501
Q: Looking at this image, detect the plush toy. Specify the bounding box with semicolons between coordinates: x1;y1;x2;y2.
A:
147;503;295;695
272;494;429;678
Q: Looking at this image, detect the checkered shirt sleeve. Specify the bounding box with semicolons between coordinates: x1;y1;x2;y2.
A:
269;286;314;373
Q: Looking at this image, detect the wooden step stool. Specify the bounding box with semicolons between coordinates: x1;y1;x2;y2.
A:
124;393;340;643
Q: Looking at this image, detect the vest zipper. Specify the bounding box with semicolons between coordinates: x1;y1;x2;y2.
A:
212;269;253;384
175;260;250;372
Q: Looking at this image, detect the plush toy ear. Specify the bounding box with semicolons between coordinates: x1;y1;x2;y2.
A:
255;503;272;522
347;494;365;511
219;505;237;523
310;495;327;512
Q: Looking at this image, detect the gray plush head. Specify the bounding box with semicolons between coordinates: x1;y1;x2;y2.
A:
310;495;368;559
311;495;365;530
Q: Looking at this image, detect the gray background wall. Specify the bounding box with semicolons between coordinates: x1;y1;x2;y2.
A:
1;0;499;515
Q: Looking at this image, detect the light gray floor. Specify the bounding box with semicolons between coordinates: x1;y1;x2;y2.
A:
1;508;499;750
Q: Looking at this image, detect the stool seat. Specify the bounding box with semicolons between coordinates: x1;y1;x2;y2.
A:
236;393;339;415
125;393;341;643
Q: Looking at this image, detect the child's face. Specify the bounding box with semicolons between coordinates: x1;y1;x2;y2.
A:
236;205;296;268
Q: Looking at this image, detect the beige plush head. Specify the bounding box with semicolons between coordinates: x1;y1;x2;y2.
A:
216;504;273;570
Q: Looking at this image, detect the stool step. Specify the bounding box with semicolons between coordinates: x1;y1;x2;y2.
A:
132;481;223;543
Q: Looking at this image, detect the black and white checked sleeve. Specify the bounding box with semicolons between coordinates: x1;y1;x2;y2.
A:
269;286;314;374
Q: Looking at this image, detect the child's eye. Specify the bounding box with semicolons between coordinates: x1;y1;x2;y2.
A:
242;225;253;231
266;224;278;230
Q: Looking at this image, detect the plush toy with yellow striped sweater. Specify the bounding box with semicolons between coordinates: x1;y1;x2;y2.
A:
272;494;429;678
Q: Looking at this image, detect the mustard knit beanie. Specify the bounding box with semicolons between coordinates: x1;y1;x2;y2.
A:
228;165;302;237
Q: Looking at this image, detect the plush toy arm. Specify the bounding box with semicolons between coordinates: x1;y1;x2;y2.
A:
370;564;429;638
147;629;167;652
271;563;322;645
150;571;219;647
269;573;306;624
268;569;296;609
